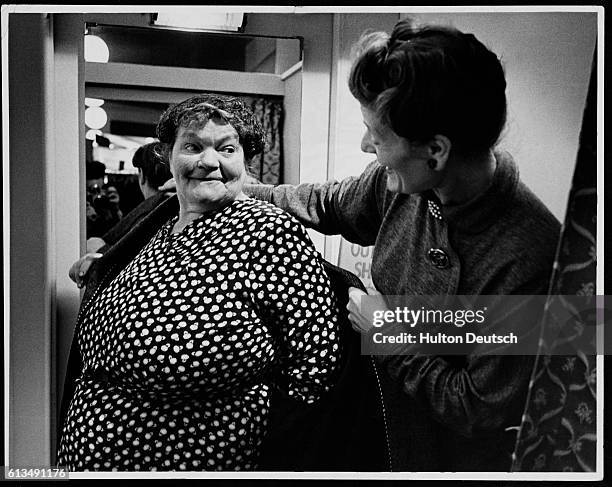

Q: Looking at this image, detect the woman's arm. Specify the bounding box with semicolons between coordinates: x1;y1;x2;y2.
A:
382;353;533;438
251;211;343;401
246;161;388;247
378;288;547;438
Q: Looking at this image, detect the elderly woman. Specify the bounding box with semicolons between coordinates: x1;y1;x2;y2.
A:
57;94;342;471
246;21;561;471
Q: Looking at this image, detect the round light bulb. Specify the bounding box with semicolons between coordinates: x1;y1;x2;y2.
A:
85;106;108;130
84;35;110;63
85;97;105;107
85;129;102;140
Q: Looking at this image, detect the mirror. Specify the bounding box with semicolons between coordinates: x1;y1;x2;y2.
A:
83;21;302;239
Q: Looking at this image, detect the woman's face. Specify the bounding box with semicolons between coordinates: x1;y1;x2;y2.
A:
360;104;434;194
170;118;246;213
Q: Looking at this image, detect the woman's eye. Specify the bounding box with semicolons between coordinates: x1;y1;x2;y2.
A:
219;145;236;154
183;143;199;152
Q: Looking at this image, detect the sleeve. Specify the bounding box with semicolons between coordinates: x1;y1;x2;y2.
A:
378;287;546;438
381;353;534;438
245;160;388;247
250;212;343;403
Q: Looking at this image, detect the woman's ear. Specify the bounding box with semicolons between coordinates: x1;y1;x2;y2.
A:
427;135;452;171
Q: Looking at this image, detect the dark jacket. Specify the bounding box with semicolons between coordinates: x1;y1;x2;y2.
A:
58;194;389;471
98;191;174;251
246;152;561;471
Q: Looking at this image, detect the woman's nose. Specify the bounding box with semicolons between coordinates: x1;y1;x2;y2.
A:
361;132;376;154
196;150;219;169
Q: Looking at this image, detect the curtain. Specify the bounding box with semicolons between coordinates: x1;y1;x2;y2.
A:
512;50;597;473
249;97;284;185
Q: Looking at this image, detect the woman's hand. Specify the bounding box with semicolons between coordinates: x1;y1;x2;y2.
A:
158;177;176;192
69;253;103;288
346;286;388;334
86;237;106;254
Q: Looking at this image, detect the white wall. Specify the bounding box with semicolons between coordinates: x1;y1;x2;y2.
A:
8;13;52;467
328;13;401;180
402;11;597;222
7;12;85;467
327;13;400;269
282;65;303;185
244;13;334;251
52;14;86;463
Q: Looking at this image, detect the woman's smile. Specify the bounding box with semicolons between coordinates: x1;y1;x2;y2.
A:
189;175;224;183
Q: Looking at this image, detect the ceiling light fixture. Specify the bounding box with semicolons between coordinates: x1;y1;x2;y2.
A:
152;11;244;32
85;106;108;130
85;97;105;107
84;34;110;63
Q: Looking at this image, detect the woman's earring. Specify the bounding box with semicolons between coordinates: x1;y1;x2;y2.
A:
427;159;437;170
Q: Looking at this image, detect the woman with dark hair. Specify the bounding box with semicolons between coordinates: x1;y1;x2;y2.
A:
247;20;560;471
131;141;174;198
57;94;342;471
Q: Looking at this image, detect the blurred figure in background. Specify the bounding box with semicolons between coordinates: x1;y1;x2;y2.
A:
86;160;120;240
102;183;123;221
73;143;173;286
133;141;174;200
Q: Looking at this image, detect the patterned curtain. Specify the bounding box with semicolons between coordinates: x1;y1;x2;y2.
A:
512;50;597;472
249;97;284;185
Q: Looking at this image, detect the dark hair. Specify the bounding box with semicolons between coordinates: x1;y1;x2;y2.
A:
86;160;106;180
156;94;266;162
349;20;507;155
132;142;173;188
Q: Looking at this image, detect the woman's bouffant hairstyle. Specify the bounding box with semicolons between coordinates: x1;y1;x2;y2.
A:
156;94;266;161
349;20;507;156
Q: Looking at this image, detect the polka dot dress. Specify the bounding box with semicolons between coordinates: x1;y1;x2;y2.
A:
57;199;341;471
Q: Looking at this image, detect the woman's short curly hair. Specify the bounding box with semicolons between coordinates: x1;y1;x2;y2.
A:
349;20;507;156
156;94;266;161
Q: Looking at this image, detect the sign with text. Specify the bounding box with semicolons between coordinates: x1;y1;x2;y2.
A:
337;239;375;292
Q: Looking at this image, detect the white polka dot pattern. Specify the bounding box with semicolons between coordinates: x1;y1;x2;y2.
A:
427;200;443;220
57;199;341;471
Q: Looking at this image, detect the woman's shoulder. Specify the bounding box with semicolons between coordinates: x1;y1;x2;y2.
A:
513;180;560;233
233;199;320;259
491;183;559;262
492;151;561;238
234;198;309;234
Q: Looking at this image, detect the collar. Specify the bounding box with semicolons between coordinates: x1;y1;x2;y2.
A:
424;151;520;234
